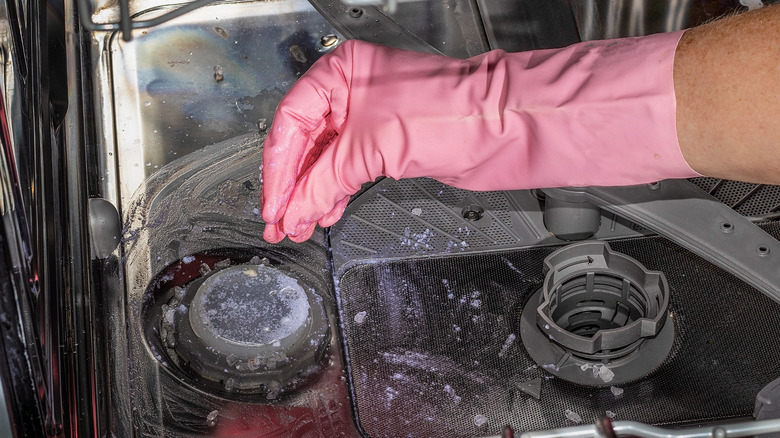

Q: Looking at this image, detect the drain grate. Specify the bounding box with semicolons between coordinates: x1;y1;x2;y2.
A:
690;178;780;219
336;224;780;437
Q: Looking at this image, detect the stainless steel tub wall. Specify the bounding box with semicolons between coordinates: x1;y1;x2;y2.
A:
79;0;778;436
104;0;336;205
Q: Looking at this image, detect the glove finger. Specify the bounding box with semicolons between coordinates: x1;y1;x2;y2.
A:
260;53;345;221
261;109;320;224
260;48;353;224
262;221;287;244
280;135;366;235
318;196;350;228
270;196;347;243
288;222;317;243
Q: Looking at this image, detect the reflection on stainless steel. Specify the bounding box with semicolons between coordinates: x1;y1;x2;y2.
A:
77;0;217;41
307;0;444;56
664;0;691;33
307;0;490;58
389;0;489;57
87;198;121;259
477;0;580;51
567;0;779;41
0;1;62;435
99;0;338;204
342;0;414;14
568;0;681;40
604;0;645;38
65;1;134;435
89;0;214;26
0;0;27;301
0;6;24;219
0;134;11;215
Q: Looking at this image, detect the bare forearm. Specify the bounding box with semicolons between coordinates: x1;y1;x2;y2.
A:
675;4;780;183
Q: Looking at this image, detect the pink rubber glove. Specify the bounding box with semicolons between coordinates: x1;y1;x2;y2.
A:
261;32;700;243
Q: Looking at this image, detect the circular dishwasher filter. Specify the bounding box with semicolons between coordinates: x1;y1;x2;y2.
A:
190;265;311;348
172;263;329;396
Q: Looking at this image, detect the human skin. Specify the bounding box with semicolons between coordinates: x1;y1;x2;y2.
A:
675;4;780;184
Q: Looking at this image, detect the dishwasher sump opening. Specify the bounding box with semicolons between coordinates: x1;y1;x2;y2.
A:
120;133;357;436
143;250;330;400
336;229;780;438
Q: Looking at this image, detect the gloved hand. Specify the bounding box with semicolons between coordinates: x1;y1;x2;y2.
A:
261;33;700;243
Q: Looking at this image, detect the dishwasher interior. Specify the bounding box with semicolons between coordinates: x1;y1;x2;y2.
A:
76;0;780;436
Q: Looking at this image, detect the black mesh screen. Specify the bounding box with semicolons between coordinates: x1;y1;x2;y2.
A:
690;178;780;217
337;224;780;437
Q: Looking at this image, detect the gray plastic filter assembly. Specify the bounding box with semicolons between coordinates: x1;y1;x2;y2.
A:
520;241;674;386
156;259;330;399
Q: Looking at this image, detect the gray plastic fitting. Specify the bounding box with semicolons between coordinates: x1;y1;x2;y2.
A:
536;241;670;355
542;190;601;241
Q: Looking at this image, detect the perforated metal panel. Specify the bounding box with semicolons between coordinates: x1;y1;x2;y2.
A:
690;178;780;218
330;178;650;272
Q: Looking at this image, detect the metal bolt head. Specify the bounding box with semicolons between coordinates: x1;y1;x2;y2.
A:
464;211;480;221
461;205;484;221
320;34;339;48
348;7;363;18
